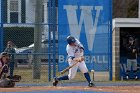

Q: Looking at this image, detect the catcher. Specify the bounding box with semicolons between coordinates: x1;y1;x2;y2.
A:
53;36;94;87
0;52;21;88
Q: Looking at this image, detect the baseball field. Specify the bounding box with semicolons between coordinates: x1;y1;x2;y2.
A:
1;43;138;93
1;65;140;93
0;80;140;93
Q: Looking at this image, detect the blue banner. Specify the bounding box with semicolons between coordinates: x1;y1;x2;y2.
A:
58;0;112;71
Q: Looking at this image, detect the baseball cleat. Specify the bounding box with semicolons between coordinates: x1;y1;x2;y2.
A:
88;82;95;87
53;77;59;86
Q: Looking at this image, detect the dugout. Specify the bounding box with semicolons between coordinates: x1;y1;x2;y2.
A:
112;18;140;80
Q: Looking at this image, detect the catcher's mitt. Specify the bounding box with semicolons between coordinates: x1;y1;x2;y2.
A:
12;75;21;82
7;75;21;82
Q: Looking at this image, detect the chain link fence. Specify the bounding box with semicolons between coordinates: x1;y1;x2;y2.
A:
1;0;58;84
0;0;140;85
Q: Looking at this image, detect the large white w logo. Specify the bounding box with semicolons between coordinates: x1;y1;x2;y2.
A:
64;5;103;51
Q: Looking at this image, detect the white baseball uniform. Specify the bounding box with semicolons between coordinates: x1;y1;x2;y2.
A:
66;39;88;79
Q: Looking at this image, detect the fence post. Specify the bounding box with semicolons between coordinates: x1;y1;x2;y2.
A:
109;0;113;81
33;0;43;79
48;0;57;81
48;0;52;82
0;0;4;52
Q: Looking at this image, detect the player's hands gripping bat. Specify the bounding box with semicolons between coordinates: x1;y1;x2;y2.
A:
60;56;85;74
73;56;84;62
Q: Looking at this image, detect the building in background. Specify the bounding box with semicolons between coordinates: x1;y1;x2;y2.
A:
112;0;140;80
3;0;48;24
2;0;58;48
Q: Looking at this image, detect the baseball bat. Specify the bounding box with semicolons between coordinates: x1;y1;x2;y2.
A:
60;62;78;74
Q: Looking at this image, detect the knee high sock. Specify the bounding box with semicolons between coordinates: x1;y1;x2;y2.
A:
84;72;91;83
126;70;130;76
133;70;137;76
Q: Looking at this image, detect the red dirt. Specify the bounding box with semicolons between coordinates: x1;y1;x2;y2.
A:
0;86;140;93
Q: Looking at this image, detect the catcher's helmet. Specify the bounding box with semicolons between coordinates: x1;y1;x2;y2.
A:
0;52;8;57
67;36;76;44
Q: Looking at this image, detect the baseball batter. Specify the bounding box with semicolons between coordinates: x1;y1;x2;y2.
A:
53;36;94;87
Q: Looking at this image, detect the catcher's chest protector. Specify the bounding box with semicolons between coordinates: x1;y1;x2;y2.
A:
0;78;15;88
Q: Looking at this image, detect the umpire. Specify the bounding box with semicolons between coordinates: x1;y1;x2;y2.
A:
126;37;138;79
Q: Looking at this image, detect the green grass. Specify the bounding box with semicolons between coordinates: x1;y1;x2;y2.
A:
14;66;140;85
14;66;86;84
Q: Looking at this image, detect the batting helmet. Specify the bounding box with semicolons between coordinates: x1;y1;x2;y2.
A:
67;36;76;44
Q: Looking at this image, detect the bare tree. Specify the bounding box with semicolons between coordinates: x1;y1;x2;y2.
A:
113;0;138;18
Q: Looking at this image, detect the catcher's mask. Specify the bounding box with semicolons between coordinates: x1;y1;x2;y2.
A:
0;52;10;62
1;52;8;57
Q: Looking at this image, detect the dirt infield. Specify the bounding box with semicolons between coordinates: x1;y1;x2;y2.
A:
0;86;140;93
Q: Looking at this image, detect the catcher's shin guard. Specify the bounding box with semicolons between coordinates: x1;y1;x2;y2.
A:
0;78;15;88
